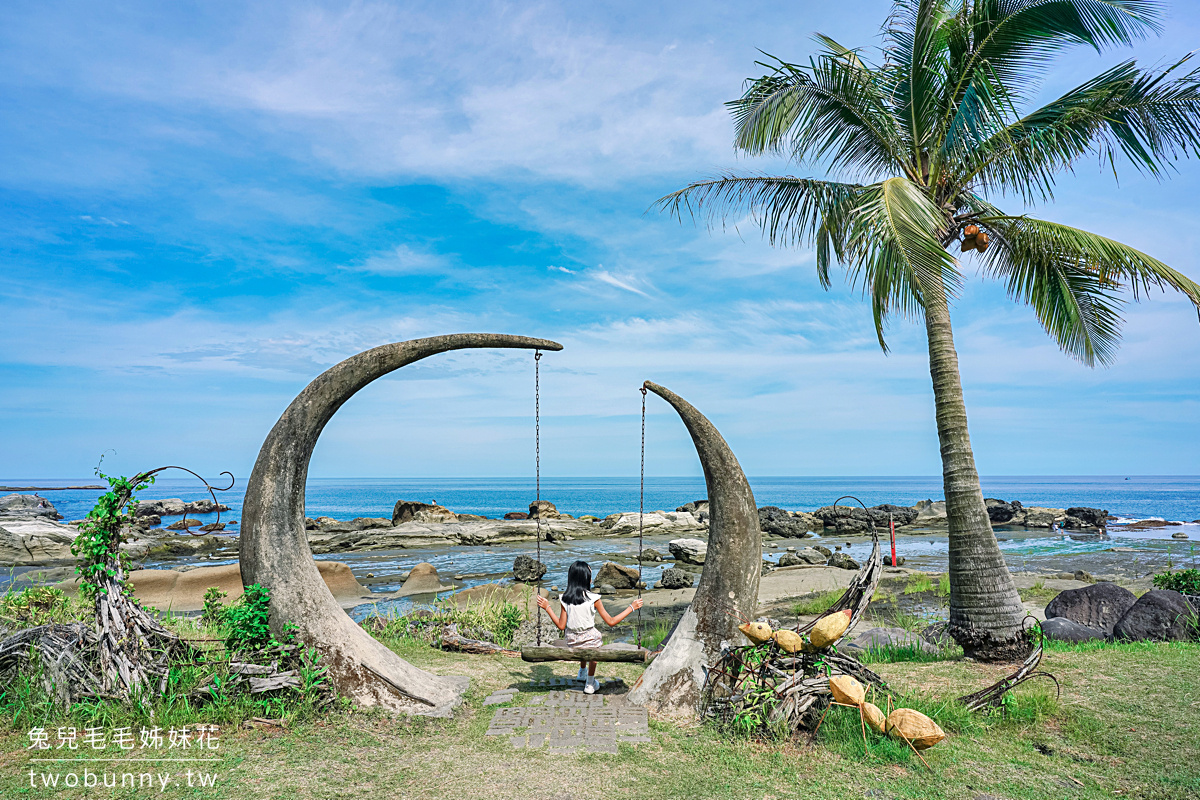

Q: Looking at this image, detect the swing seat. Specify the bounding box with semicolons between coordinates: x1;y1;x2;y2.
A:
520;641;650;663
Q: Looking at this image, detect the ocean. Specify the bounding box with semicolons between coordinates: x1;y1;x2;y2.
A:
9;475;1199;525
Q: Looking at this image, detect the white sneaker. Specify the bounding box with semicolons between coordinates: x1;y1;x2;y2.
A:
577;667;588;682
584;677;598;695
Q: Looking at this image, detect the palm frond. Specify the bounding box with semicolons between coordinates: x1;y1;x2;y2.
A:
978;213;1200;365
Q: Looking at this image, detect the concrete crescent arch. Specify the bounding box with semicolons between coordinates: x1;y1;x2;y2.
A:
240;333;563;714
627;381;761;714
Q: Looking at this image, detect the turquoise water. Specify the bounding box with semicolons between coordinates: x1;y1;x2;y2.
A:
10;475;1199;523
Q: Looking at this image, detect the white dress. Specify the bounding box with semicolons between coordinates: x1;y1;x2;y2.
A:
563;591;603;648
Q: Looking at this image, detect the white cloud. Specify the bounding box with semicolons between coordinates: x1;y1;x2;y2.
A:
592;269;654;298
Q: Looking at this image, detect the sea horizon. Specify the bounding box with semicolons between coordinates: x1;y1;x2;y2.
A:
8;474;1199;525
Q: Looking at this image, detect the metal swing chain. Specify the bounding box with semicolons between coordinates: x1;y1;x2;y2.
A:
534;350;542;646
637;386;647;647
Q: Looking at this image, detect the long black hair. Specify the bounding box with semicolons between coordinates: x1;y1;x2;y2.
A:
562;560;593;606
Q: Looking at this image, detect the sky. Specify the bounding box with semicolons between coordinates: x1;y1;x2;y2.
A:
2;0;1199;482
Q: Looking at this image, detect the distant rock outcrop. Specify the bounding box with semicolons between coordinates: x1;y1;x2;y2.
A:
392;501;457;525
0;493;63;520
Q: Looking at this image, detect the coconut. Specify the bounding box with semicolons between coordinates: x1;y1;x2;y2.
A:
738;620;773;645
884;708;946;750
960;235;978;252
975;231;990;251
828;674;865;706
963;224;980;236
810;608;853;649
862;701;886;733
771;629;804;653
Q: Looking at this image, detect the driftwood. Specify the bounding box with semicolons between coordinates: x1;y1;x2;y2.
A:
958;619;1059;713
701;538;888;737
440;632;519;657
0;623;108;705
521;645;649;663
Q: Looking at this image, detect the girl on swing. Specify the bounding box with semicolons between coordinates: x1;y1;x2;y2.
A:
535;560;644;694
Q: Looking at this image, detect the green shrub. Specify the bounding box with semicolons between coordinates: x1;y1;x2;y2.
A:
904;574;933;594
790;590;842;617
0;586;87;626
201;586;228;628
224;584;293;653
1153;568;1200;596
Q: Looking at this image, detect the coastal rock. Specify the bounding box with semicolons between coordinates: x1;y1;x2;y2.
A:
779;548;825;567
844;627;935;654
0;494;63;520
827;552;860;570
659;567;693;589
639;548;664;562
920;622;954;648
601;511;705;536
528;500;560;520
392;501;457;525
401;563;448;593
595;561;640;590
142;534;222;558
1065;507;1109;529
165;518;203;531
1173;531;1190;539
884;555;906;566
758;506;813;539
318;516;393;533
198;522;225;532
504;512;529;520
183;499;231;515
137;498;187;517
813;505;871;533
1045;582;1136;634
134;514;162;528
668;538;708;565
596;584;616;595
1023;507;1067;528
1041;617;1106;643
985;498;1016;524
0;519;77;565
1113;590;1198;642
812;544;832;558
512;554;547;583
914;499;947;523
676;499;709;515
872;504;918;527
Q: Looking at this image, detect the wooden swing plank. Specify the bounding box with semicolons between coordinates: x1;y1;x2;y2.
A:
520;646;649;663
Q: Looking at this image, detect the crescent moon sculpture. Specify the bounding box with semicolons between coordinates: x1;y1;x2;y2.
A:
240;333;563;715
627;381;762;714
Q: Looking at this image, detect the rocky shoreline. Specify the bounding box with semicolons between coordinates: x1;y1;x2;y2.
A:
2;491;1195;570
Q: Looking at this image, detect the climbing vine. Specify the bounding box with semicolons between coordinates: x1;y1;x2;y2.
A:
70;468;154;599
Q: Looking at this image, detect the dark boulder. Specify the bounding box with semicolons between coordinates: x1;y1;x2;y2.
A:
827;552;860;570
884;555;906;566
758;506;811;538
595;561;639;590
199;522;226;532
503;511;529;520
1044;582;1136;634
1066;507;1109;529
985;498;1016;524
659;567;693;589
1041;617;1106;643
872;504;918;526
165;518;203;531
639;548;664;562
812;544;832;558
1113;590;1198;642
512;555;547;583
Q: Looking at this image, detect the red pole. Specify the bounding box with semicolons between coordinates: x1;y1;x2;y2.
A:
889;513;897;566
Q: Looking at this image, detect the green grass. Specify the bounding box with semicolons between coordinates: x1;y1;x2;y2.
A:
638;614;673;651
903;574;933;594
790;590;842;617
1019;578;1060;605
2;599;1198;800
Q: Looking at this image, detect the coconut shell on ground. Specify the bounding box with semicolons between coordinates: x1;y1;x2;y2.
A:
56;561;372;613
829;674;865;706
885;708;945;750
862;701;886;733
810;608;853;649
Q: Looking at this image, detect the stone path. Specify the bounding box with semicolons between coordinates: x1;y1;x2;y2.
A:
484;689;650;754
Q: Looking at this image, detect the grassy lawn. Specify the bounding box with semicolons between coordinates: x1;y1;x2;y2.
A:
2;632;1197;800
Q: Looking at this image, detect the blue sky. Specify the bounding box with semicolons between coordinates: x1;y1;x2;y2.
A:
2;0;1199;481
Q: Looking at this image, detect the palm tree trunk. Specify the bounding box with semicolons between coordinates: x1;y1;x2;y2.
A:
923;277;1031;661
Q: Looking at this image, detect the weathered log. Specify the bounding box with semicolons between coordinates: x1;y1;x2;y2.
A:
240;334;562;715
441;634;519;657
627;381;762;715
520;646;648;663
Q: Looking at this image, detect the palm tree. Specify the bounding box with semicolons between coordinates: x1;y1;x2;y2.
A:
660;0;1200;660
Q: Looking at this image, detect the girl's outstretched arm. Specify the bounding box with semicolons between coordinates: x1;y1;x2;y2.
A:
535;594;568;630
595;597;643;627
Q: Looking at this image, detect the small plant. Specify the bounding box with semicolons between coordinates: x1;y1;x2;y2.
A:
936;574;951;597
904;574;934;595
790;590;842;617
0;586;77;625
640;615;674;651
1152;568;1200;597
201;587;228;628
224;584;292;653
